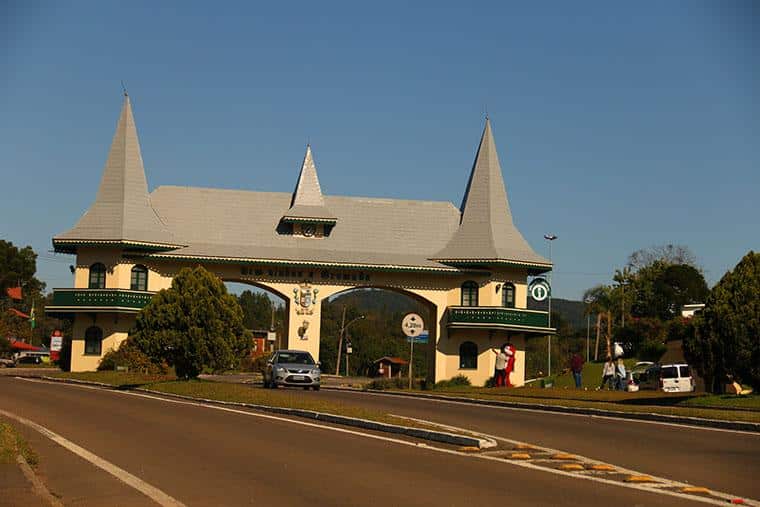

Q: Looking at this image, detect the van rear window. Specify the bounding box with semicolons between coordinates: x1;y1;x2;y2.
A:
661;366;679;379
679;365;691;377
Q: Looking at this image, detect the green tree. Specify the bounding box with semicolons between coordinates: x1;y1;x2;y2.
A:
685;252;760;392
132;266;252;378
0;240;44;296
630;262;708;320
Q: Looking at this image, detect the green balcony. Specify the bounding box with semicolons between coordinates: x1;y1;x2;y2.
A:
46;288;155;316
447;306;554;334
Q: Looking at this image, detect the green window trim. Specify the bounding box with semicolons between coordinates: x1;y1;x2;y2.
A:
461;281;479;307
84;326;103;356
130;265;148;291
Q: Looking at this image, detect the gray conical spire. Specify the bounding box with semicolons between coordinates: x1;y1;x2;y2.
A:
54;94;177;251
431;119;548;267
281;145;336;223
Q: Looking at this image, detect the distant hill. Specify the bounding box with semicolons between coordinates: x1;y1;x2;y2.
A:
528;297;586;331
330;289;586;331
328;289;427;317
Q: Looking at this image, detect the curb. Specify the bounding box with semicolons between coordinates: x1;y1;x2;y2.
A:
321;386;760;433
34;376;495;449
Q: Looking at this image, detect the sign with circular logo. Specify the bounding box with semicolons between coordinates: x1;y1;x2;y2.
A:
401;313;424;337
529;279;551;302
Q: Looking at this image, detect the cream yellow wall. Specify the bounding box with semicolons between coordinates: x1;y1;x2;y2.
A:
70;313;135;372
68;251;537;382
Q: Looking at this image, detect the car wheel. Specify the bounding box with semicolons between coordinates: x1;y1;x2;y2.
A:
312;385;320;391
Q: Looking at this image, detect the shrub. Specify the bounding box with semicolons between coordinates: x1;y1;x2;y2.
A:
239;354;269;373
434;374;471;389
365;377;407;390
98;339;167;374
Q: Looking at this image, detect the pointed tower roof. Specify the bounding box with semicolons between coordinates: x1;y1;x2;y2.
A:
431;119;549;269
281;145;337;223
53;95;179;253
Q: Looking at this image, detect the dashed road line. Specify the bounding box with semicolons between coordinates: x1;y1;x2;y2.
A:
391;414;760;507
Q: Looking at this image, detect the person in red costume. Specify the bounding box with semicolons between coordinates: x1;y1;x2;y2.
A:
504;343;516;387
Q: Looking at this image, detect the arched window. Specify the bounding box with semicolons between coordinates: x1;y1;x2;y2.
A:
461;281;479;306
502;283;516;308
88;263;106;289
84;326;103;356
459;341;478;369
130;265;148;291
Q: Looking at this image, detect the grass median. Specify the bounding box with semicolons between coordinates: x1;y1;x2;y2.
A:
49;372;429;428
0;421;37;467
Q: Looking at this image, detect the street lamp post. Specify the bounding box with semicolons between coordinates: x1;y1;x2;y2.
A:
335;307;364;376
544;234;558;378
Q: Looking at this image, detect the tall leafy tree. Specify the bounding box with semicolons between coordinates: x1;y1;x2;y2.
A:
132;266;251;378
685;252;760;391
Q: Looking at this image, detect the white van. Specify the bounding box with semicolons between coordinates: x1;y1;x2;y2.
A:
638;363;695;393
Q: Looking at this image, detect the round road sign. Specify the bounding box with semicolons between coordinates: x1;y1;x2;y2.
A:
529;279;551;302
401;313;424;337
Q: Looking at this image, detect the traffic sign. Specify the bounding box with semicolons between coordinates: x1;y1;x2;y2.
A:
401;313;424;337
406;331;429;344
529;278;551;302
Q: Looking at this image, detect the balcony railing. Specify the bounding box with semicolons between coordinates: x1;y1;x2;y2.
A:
46;288;155;314
447;306;553;333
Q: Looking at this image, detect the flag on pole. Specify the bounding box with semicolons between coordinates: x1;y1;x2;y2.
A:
30;303;36;329
6;286;22;300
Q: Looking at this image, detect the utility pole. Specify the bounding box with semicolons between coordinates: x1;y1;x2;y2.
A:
544;234;557;377
335;306;346;376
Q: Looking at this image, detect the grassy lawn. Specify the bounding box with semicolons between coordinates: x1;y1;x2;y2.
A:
49;371;174;387
0;421;37;467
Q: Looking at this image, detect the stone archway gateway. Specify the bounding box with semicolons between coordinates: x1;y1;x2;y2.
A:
46;94;554;385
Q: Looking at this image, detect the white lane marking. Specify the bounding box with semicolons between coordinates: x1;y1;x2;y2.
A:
330;388;760;436
0;407;185;507
14;377;757;506
391;414;759;506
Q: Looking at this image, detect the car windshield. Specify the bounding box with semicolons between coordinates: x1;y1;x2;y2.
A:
277;352;315;365
661;366;679;379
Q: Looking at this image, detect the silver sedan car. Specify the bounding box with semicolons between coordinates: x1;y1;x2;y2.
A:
263;350;321;390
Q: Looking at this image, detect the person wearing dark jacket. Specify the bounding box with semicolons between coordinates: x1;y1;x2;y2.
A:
570;353;584;388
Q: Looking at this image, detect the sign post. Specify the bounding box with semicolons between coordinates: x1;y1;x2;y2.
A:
401;313;424;389
50;329;63;362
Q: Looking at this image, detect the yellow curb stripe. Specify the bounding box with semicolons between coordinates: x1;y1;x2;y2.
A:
514;444;536;450
551;453;577;460
457;446;480;452
625;475;656;483
559;464;584;471
509;453;531;460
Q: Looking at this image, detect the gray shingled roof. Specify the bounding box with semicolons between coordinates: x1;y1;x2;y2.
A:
431;119;549;266
282;145;336;223
54;95;176;248
149;187;461;269
54;98;548;271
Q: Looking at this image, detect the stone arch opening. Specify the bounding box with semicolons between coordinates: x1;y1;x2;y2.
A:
318;286;437;382
223;280;289;358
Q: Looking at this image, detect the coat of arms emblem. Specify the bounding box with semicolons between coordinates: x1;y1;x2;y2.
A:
293;282;319;315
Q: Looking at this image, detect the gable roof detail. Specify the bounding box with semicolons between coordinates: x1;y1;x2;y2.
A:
53;95;178;251
281;145;337;223
431;119;549;267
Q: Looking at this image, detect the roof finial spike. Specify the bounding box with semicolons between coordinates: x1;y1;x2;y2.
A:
121;80;128;97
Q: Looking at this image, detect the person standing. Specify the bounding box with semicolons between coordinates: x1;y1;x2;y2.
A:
615;357;627;391
492;347;507;387
570;352;584;389
599;357;615;390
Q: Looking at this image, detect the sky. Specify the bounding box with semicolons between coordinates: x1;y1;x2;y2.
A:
1;1;758;300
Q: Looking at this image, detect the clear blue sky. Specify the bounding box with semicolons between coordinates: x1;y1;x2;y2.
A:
1;1;757;300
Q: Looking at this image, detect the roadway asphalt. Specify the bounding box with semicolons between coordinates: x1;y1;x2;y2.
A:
0;376;718;506
312;387;760;499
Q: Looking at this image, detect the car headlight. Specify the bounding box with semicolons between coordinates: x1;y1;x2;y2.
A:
311;369;320;376
276;367;286;373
